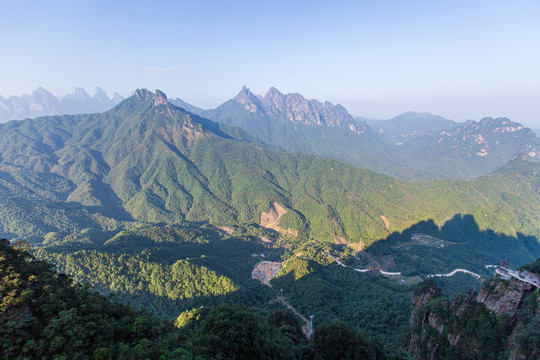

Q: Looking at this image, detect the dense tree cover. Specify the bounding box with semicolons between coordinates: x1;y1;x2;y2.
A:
518;257;540;274
26;215;539;359
3;238;405;359
33;223;278;317
512;291;540;357
1;90;540;246
0;238;188;359
366;215;540;279
1;90;539;357
195;303;307;359
30;218;539;355
409;278;540;360
174;93;540;181
37;250;239;302
312;321;385;360
272;254;412;351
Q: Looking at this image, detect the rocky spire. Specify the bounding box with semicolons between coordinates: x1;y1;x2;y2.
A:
153;89;168;105
262;86;286;113
234;86;261;113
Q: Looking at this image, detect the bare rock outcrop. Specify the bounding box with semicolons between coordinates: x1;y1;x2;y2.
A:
408;278;539;360
477;278;532;317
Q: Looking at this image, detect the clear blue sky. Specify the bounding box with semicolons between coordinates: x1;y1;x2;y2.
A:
2;0;540;126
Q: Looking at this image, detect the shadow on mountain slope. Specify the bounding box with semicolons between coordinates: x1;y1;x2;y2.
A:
365;214;540;277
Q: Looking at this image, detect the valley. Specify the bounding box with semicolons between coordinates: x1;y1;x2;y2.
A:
3;2;540;358
0;89;538;359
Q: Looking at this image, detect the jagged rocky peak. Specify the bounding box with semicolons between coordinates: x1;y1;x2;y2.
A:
474;117;525;133
134;88;153;100
153;89;168;105
408;277;539;360
112;92;124;103
234;86;257;102
476;277;533;317
32;87;55;98
409;279;441;323
262;86;287;113
30;87;58;108
73;87;90;99
0;87;123;123
257;86;367;132
93;87;110;103
234;86;260;113
133;89;168;106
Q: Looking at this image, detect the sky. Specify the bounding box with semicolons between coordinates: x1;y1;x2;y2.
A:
1;0;540;127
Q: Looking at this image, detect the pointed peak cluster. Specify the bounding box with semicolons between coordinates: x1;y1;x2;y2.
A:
264;86;284;99
233;86;260;113
229;85;366;133
133;89;169;106
234;86;258;102
154;90;168;105
134;88;154;100
0;87;123;122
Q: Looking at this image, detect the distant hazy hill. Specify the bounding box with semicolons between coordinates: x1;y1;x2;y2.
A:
366;111;459;144
392;116;539;179
1;89;539;245
0;87;123;122
368;112;540;177
171;88;539;180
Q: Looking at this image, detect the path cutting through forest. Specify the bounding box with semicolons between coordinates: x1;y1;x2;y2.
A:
279;296;312;338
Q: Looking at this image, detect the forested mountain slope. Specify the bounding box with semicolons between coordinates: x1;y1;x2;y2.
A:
171;88;539;180
170;87;428;180
0;89;539;246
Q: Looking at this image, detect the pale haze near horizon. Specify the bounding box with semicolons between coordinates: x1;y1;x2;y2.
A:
1;1;539;127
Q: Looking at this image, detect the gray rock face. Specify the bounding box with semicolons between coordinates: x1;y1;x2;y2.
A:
234;86;261;113
409;279;538;360
233;86;369;134
409;283;441;324
431;117;539;160
153;90;168;106
477;278;532;317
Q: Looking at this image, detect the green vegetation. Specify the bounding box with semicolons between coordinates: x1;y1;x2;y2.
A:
1;90;540;359
1;90;540;247
366;215;540;279
0;238;183;359
518;257;540;274
409;274;540;360
272;245;412;351
176;94;540;181
312;321;385;360
2;238;401;359
33;222;277;317
512;290;540;357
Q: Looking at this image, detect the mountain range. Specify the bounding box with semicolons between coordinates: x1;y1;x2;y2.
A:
0;87;123;122
3;86;537;181
1;89;539;246
1;88;538;359
170;87;540;180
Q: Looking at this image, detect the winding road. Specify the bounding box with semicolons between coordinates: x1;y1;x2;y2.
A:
326;253;484;280
326;253;402;276
426;268;481;279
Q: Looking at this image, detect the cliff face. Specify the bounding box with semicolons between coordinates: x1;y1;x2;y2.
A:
408;279;539;360
409;281;441;324
477;279;533;317
233;86;369;134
